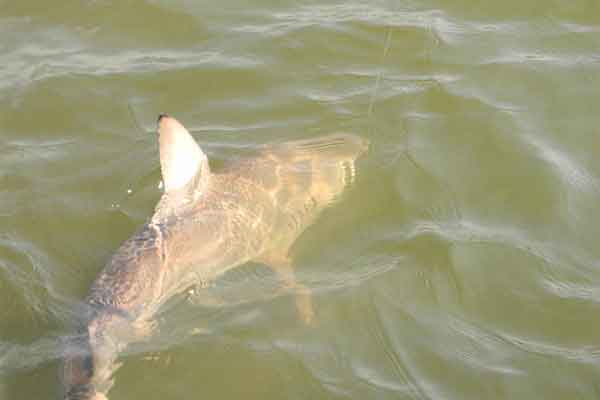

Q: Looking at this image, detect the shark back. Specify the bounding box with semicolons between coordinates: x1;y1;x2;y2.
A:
61;117;368;400
218;133;369;251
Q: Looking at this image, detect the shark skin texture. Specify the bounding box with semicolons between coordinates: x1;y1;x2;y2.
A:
61;114;369;400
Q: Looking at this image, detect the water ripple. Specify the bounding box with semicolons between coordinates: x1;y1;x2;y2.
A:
0;336;62;375
236;5;462;43
2;47;262;91
484;50;600;68
522;134;600;192
499;333;600;364
390;218;600;276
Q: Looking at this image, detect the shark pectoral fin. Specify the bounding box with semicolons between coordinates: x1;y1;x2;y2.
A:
292;282;314;326
259;254;315;325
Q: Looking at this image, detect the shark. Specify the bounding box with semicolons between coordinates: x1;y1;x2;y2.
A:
61;114;369;399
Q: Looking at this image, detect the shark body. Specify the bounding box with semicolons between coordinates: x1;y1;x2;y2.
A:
62;115;368;399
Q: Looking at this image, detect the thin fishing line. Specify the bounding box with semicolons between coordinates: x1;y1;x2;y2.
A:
127;101;153;141
368;26;393;118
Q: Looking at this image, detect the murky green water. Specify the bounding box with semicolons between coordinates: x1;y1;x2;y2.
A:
2;1;600;399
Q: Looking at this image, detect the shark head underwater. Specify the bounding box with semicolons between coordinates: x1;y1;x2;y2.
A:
61;114;369;400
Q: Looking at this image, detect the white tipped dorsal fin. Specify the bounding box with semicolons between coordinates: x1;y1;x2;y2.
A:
157;114;209;192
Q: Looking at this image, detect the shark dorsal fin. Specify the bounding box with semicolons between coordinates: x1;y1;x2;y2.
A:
157;114;210;193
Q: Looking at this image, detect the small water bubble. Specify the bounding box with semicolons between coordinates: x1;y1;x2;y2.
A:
190;327;209;335
158;181;163;190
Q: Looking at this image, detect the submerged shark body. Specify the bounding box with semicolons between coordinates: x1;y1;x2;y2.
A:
62;115;368;399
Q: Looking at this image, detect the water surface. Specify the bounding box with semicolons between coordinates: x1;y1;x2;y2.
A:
2;1;600;399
